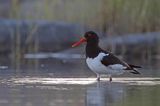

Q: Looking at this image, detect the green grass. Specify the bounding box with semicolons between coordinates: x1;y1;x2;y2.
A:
7;0;160;34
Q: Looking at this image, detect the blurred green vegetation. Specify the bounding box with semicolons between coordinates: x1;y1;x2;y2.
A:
2;0;159;34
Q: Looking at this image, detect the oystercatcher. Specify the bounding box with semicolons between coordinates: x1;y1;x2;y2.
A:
72;31;141;81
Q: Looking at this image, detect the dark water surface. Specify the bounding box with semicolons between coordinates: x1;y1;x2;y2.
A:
0;54;160;106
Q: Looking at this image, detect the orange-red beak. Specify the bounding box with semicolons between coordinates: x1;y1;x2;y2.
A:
72;37;86;47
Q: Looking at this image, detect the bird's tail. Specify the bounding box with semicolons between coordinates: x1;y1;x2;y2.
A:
129;64;142;68
130;69;141;74
125;64;141;74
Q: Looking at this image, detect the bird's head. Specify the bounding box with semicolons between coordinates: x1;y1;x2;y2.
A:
72;31;99;47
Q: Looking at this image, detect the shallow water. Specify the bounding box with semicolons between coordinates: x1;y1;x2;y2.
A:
0;76;160;106
0;54;160;106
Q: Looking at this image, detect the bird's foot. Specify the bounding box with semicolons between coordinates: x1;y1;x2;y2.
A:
96;77;100;81
96;75;100;81
109;76;112;82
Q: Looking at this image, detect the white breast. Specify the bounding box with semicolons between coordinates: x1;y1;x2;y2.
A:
86;53;125;75
86;53;108;74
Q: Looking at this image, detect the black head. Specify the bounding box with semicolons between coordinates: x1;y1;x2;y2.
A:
84;31;99;44
72;31;99;47
72;31;101;58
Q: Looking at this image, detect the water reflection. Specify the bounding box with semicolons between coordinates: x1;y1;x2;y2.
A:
0;77;160;106
86;82;125;106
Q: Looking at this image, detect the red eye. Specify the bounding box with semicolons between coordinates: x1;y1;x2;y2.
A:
88;34;92;37
89;34;96;38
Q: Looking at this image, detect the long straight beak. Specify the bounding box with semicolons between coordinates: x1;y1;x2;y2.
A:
72;37;86;47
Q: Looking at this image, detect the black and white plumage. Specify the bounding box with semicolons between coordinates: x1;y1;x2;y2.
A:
72;31;141;81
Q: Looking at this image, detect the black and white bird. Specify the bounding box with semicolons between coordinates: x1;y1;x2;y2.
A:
72;31;141;81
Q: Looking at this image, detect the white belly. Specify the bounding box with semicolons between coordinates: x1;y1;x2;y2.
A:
86;53;125;75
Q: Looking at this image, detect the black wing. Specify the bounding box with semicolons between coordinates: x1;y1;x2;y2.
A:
101;53;141;74
101;53;129;68
128;64;142;68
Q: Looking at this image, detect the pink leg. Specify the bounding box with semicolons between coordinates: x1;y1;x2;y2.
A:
109;76;112;82
96;74;100;81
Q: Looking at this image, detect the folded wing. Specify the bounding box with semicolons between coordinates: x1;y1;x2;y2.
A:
101;53;140;74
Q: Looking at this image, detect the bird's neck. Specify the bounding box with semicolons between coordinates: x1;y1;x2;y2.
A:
86;43;101;58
